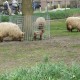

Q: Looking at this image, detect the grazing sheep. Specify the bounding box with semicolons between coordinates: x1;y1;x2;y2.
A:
66;17;80;32
0;22;24;42
34;17;46;40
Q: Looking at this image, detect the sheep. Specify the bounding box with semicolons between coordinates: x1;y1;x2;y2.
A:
0;22;24;42
34;17;46;40
66;17;80;32
35;17;46;29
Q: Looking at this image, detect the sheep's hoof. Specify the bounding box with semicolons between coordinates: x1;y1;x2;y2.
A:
0;39;3;42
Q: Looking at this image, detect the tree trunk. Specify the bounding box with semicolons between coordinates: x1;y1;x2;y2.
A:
22;0;33;40
22;0;33;15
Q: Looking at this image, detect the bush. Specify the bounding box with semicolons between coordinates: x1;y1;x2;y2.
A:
34;8;80;20
1;15;9;22
0;8;80;22
0;15;23;22
49;11;66;19
49;8;80;19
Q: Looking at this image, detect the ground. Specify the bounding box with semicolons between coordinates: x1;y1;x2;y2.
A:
0;36;80;74
0;19;80;74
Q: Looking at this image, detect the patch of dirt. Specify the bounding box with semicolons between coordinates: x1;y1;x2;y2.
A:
0;36;80;73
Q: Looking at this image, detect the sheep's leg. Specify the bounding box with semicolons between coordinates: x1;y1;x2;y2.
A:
40;35;42;40
0;37;3;42
77;29;80;32
34;32;37;40
77;26;80;32
67;25;72;32
40;32;43;40
34;36;36;40
70;29;73;32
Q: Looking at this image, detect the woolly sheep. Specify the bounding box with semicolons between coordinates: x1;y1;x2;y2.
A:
0;22;24;42
34;17;46;40
66;17;80;32
35;17;46;29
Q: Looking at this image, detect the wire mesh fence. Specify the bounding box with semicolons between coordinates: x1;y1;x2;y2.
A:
22;15;50;41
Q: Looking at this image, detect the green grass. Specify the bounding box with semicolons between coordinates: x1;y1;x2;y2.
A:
0;62;80;80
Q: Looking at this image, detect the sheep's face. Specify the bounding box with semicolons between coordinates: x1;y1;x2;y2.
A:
18;32;24;41
39;23;44;26
38;22;44;29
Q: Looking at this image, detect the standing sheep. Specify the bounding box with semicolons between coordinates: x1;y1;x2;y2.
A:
66;17;80;32
0;22;24;42
34;17;46;40
35;17;46;29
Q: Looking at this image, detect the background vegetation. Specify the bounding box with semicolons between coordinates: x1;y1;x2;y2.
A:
0;8;80;22
1;8;80;22
34;8;80;19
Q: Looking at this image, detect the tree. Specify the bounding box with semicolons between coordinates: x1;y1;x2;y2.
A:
22;0;33;40
22;0;33;15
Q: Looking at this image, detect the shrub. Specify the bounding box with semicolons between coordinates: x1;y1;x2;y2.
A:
1;15;9;22
34;8;80;20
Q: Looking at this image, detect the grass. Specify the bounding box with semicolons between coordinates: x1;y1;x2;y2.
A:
0;62;80;80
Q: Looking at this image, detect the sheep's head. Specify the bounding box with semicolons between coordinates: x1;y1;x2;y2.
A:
34;17;46;31
38;22;45;29
18;32;25;41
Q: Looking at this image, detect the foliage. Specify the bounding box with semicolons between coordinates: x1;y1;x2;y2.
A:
50;8;80;19
0;15;23;22
34;8;80;19
0;15;9;22
0;8;80;21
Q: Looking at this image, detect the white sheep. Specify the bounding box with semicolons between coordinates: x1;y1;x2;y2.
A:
35;17;46;29
66;17;80;32
34;17;46;40
0;22;24;42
